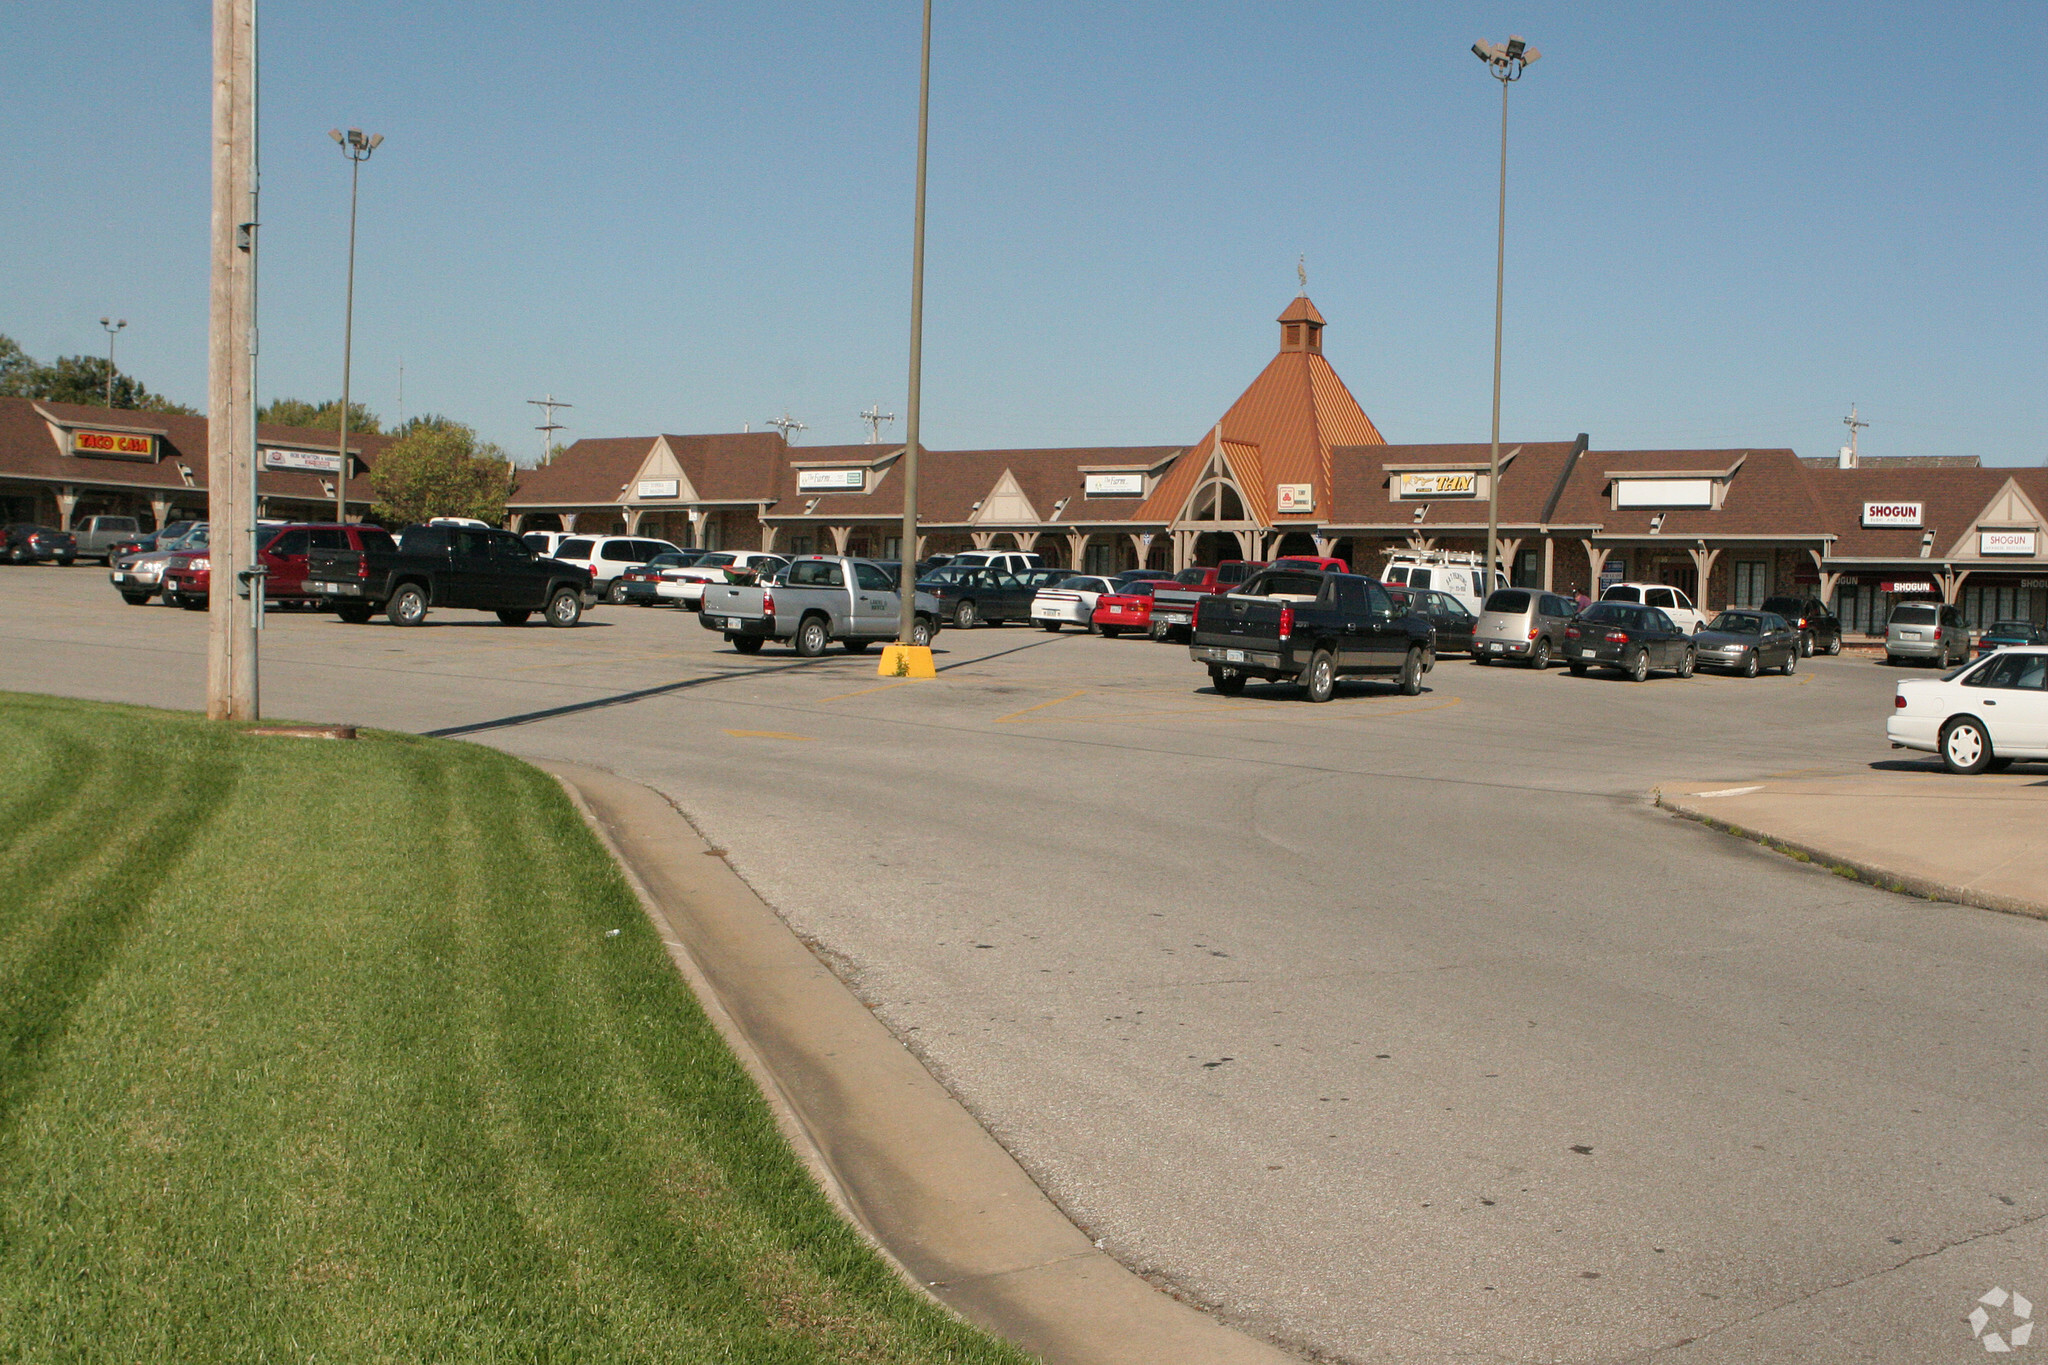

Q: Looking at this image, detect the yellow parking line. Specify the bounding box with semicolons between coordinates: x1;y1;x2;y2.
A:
993;689;1087;724
815;679;921;703
723;729;816;741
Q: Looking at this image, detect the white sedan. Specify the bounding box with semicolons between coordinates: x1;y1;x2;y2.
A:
668;551;788;607
1887;646;2048;773
1030;574;1114;632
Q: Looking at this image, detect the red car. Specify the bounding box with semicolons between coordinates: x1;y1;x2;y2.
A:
1092;579;1174;637
1269;555;1350;574
162;523;395;610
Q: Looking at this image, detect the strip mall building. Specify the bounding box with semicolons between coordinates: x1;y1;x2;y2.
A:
4;298;2042;633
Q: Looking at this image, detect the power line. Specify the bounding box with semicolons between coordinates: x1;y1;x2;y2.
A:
859;405;896;444
527;393;572;465
767;412;807;444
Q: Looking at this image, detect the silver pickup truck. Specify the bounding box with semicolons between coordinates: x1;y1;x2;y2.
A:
699;554;943;656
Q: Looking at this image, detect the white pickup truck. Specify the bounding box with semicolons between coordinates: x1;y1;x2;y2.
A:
698;554;943;656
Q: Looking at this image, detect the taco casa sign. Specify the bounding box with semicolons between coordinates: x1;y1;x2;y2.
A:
1861;501;1923;528
69;429;156;460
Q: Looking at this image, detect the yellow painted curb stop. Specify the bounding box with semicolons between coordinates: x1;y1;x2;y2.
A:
877;644;936;678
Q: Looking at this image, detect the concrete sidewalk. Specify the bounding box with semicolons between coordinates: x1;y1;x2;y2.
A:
1657;766;2048;919
546;761;1299;1365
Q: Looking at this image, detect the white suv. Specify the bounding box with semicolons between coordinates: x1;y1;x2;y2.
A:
1600;582;1707;634
947;550;1042;573
551;535;685;602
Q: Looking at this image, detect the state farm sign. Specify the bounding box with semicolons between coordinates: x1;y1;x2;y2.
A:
1861;501;1922;527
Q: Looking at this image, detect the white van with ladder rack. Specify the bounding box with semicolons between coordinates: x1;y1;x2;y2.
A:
1379;550;1509;617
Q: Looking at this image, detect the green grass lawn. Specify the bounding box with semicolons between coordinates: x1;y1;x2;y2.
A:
0;692;1027;1364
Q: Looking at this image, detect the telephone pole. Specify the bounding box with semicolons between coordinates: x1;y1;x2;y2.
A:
767;413;807;444
1841;404;1869;468
860;404;896;444
207;0;260;719
528;394;571;464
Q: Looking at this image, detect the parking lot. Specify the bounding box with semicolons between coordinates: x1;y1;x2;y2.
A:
7;563;2047;1363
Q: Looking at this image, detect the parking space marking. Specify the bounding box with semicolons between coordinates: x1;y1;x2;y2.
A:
1690;785;1766;799
722;729;817;741
815;680;923;703
993;689;1088;724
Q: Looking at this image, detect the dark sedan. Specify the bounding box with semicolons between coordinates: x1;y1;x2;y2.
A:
1977;620;2047;657
1387;584;1478;656
1564;602;1696;681
916;566;1072;628
1692;609;1799;677
3;524;77;565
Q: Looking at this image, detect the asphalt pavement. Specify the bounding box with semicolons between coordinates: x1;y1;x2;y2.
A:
6;565;2045;1364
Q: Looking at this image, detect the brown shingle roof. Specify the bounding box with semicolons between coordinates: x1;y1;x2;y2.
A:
0;396;390;504
792;445;1183;526
1546;448;1830;540
1806;465;2048;561
1325;440;1585;528
506;436;659;507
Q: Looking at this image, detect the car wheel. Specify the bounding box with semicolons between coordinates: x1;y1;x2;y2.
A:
1398;647;1424;695
496;609;532;625
1742;649;1760;679
1627;648;1649;683
605;580;630;605
795;616;829;657
1826;634;1842;656
843;639;872;653
1472;653;1489;666
56;556;74;568
1940;716;1992;775
6;545;27;564
182;595;206;611
1884;653;1899;666
337;604;374;624
731;635;764;654
1801;631;1814;657
1529;637;1550;670
1042;620;1062;632
1210;665;1246;696
544;587;582;627
387;583;429;626
1677;647;1695;679
910;618;934;648
120;592;150;606
954;601;976;629
1569;661;1587;677
1302;648;1336;702
1782;649;1797;676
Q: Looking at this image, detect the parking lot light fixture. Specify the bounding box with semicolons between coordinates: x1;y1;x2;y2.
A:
1473;34;1538;594
99;317;126;407
890;0;935;676
331;127;381;524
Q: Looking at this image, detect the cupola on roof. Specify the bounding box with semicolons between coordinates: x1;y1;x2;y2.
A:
1277;294;1326;354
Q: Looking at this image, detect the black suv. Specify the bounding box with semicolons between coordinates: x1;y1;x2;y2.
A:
1760;595;1841;657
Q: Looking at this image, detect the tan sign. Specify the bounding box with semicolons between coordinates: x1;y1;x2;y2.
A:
1980;530;2037;557
70;429;156;460
1276;483;1314;513
1398;471;1477;498
635;478;680;499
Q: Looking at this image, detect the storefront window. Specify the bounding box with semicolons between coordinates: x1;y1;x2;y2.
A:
1732;560;1768;607
1962;583;2037;630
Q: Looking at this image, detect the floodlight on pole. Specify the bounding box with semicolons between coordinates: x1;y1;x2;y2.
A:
330;125;381;524
1472;34;1539;598
99;317;126;407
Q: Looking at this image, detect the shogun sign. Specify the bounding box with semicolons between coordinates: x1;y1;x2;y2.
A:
1980;530;2037;556
1861;501;1922;528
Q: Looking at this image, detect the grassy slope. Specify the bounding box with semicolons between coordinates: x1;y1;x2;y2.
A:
0;693;1026;1364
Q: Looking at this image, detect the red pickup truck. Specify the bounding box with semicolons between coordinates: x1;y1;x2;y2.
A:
1146;560;1267;641
162;523;396;610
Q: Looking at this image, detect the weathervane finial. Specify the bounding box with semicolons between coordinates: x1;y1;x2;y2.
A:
1297;254;1307;292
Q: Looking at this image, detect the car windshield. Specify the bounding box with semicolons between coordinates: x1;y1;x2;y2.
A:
1987;622;2033;636
1175;568;1210;584
646;553;690;567
1891;604;1939;625
1708;613;1761;634
1121;583;1157;598
1760;598;1801;614
1484;590;1530;614
1601;585;1642;603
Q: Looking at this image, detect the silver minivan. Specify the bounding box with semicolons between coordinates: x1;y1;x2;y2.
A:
1885;600;1968;667
1473;588;1580;668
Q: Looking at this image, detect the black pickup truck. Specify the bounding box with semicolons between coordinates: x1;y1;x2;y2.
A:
305;524;598;626
1188;567;1435;700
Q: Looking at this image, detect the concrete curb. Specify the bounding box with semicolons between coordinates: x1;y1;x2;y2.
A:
1653;790;2048;923
543;760;1300;1365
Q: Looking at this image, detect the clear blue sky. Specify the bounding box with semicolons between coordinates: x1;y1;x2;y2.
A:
4;2;2042;466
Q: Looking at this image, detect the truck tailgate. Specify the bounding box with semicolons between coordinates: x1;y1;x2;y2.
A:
700;584;767;621
1191;593;1285;648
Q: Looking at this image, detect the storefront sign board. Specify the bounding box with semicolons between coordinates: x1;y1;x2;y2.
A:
70;430;156;460
1861;502;1923;527
261;448;343;474
797;469;863;492
1397;471;1477;498
635;479;680;499
1083;472;1143;496
1276;483;1314;513
1980;530;2037;556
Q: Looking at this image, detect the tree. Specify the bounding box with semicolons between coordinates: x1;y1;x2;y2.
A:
258;397;381;434
368;421;512;526
0;339;199;414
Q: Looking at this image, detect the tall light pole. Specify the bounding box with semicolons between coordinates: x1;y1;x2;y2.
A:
329;126;381;523
896;0;933;652
1472;35;1539;593
99;318;126;407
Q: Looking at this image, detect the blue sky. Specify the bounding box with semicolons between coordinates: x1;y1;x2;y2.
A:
4;2;2042;466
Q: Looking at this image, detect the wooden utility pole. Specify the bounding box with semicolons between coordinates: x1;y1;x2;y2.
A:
207;0;259;719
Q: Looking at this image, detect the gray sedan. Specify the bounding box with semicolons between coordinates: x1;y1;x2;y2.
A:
1693;609;1799;677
